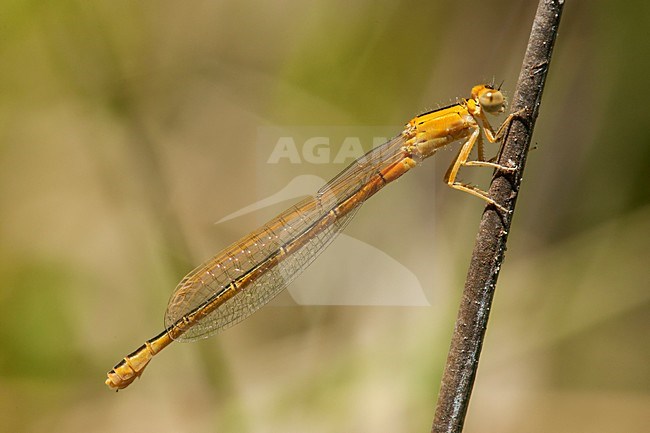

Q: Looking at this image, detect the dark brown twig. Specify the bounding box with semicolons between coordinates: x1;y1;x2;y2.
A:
431;1;565;432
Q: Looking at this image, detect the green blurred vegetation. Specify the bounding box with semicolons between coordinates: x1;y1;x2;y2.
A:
0;1;647;432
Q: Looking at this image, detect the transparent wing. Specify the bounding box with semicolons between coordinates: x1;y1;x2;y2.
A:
165;194;361;341
165;133;407;341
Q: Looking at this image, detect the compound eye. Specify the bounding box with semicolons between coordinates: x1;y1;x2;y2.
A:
479;89;506;113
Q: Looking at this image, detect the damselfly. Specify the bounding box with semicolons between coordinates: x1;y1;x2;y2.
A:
106;84;519;390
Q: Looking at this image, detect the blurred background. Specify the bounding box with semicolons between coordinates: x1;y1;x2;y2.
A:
0;0;648;432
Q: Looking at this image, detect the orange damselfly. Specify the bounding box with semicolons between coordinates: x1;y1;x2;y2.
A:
106;84;518;390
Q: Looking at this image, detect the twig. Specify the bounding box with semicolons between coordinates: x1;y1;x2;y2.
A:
431;1;565;432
